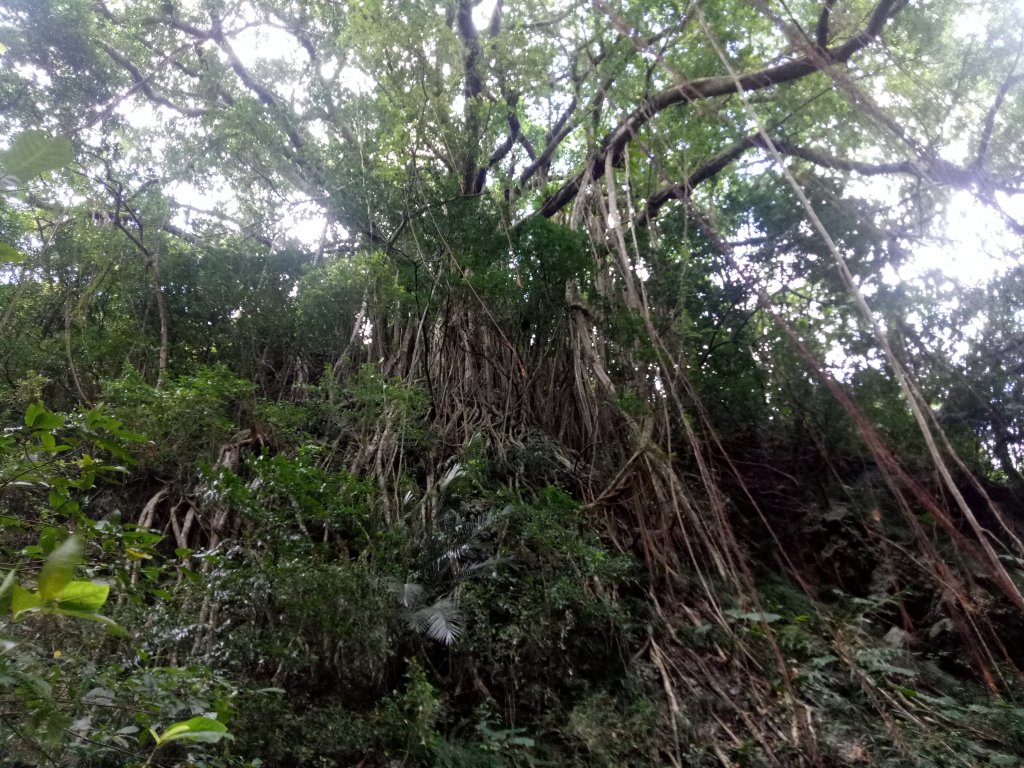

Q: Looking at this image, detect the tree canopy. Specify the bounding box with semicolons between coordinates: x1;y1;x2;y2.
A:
2;0;1024;765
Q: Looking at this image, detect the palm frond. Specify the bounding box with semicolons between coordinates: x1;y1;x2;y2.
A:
386;578;425;609
409;596;464;645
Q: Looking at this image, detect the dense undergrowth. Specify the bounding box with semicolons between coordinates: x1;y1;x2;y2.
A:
2;228;1024;766
3;0;1024;763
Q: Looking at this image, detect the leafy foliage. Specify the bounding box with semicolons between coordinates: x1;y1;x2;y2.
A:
2;0;1024;765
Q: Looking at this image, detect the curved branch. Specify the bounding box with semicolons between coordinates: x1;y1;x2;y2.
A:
538;0;902;219
634;137;756;227
636;132;1024;227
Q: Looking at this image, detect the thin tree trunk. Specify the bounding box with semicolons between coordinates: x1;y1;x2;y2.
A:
65;305;92;407
149;249;170;387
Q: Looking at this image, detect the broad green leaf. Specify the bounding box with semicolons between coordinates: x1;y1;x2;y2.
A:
152;716;229;747
38;536;83;601
82;687;116;705
11;584;41;617
24;402;44;427
94;437;132;462
47;493;78;514
35;412;65;430
24;402;63;430
0;243;23;263
0;131;74;182
39;430;57;452
40;526;62;555
989;754;1018;766
55;580;109;611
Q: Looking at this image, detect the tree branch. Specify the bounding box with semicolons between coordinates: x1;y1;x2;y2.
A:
538;0;903;219
974;36;1024;170
457;0;485;194
815;0;837;47
99;43;207;118
634;138;756;227
635;132;1024;227
517;96;578;189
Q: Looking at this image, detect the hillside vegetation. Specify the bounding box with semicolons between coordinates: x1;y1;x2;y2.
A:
2;0;1024;765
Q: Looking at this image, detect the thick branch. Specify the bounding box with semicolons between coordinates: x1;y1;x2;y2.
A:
517;96;578;188
815;0;837;47
486;104;521;171
457;0;485;194
634;138;756;226
210;28;306;152
538;0;902;218
759;135;1024;190
636;133;1024;227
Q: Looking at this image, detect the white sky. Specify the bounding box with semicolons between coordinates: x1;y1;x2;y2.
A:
892;190;1024;286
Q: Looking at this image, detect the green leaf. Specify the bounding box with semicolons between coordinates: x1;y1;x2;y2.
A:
11;583;41;617
24;402;63;430
40;526;62;555
35;412;65;430
39;430;57;452
152;716;229;747
0;131;74;183
38;536;83;601
55;580;109;611
24;402;44;427
0;243;23;263
989;754;1018;766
